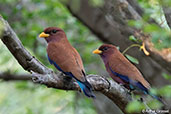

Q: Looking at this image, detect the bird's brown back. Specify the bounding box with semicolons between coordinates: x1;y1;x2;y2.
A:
108;49;150;89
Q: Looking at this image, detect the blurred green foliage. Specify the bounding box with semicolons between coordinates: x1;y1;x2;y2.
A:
89;0;104;7
163;73;171;80
0;20;3;37
158;85;171;98
126;100;145;113
0;0;171;114
129;0;171;49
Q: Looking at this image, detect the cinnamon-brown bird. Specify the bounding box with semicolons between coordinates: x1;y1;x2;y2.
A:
39;27;95;98
93;44;163;102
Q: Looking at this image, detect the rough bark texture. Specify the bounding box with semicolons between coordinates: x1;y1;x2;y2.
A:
62;0;171;85
0;73;32;81
0;15;134;114
163;7;171;28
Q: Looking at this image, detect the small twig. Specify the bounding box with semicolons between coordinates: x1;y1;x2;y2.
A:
122;44;141;55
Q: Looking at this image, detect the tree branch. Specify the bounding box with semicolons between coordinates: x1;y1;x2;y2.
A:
0;73;32;81
163;6;171;28
0;15;133;114
0;16;51;75
32;72;132;112
62;0;171;82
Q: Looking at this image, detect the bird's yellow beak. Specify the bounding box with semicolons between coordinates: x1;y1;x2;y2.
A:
93;49;102;54
39;32;49;38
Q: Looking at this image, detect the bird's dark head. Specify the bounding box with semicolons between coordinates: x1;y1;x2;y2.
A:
93;44;117;58
39;27;66;43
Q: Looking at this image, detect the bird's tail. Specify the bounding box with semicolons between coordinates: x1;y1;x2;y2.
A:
77;80;95;98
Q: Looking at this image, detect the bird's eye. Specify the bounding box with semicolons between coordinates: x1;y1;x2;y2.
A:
52;30;57;33
103;47;109;51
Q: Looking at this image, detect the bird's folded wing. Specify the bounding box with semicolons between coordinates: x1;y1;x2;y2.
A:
108;52;150;89
47;42;85;82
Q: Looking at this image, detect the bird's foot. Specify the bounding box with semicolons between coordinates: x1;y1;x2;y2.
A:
103;77;111;91
127;89;132;95
119;83;124;86
138;97;144;102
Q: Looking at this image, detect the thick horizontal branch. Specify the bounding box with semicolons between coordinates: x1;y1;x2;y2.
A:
31;71;131;113
0;15;133;114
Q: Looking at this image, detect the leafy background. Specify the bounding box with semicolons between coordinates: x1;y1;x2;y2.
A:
0;0;170;114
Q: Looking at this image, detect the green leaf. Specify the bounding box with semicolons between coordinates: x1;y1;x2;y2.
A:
129;35;138;42
125;54;139;64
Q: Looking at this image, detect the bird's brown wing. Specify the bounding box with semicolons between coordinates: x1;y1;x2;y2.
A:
47;42;85;82
108;50;150;89
72;47;85;72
